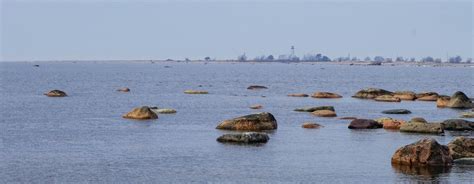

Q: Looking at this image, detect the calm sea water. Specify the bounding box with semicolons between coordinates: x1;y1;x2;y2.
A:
1;61;473;183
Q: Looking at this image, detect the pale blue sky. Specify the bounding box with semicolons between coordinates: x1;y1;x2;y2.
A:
1;0;472;61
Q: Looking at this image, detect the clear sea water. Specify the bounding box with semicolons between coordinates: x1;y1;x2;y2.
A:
1;61;473;183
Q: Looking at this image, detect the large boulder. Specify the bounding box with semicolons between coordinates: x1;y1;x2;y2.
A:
436;96;451;107
216;112;277;131
294;106;335;112
441;119;474;131
382;109;411;114
44;90;67;97
312;110;337;117
311;92;342;98
374;95;401;102
400;121;444;134
447;136;474;159
393;91;416;101
348;119;383;129
288;93;309;97
416;92;439;101
217;132;269;144
123;106;158;120
247;85;268;90
352;88;393;99
446;91;473;109
184;90;208;94
391;138;453;166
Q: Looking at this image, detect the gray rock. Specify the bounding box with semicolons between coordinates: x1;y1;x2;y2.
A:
382;109;412;114
216;112;277;131
217;132;269;144
447;91;473;109
400;122;444;134
453;158;474;165
448;136;474;159
348;119;383;129
442;119;474;131
294;106;335;112
352;88;393;99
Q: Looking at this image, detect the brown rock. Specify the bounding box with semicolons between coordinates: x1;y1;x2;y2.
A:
393;91;416;100
374;95;401;102
436;96;451;107
184;90;209;94
447;136;474;159
391;138;453;166
302;122;323;129
122;106;158;120
216;112;277;131
250;104;263;109
44;90;67;97
410;117;428;123
312;110;337;117
339;117;358;120
311;92;342;98
117;87;130;92
247;85;268;90
287;93;309;97
375;117;405;129
400;122;444;134
352;88;393;99
348;119;383;129
416;92;439;101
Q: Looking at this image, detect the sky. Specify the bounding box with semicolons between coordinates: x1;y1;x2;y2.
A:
1;0;472;61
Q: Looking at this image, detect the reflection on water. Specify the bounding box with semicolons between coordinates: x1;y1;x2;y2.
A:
392;164;451;182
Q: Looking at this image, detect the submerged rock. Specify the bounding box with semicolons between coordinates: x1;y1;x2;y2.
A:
441;119;474;131
312;110;337;117
302;122;323;129
216;112;277;131
294;106;335;112
374;95;401;102
447;136;474;159
391;138;452;166
123;106;158;120
217;132;269;144
311;92;342;98
287;93;309;97
152;108;177;114
44;89;67;97
460;112;474;118
447;91;473;109
393;91;416;101
453;158;474;165
117;87;130;92
436;96;451;107
352;88;393;99
184;90;209;94
247;85;268;90
250;104;263;109
382;109;411;114
416;92;439;101
348;119;383;129
339;117;358;120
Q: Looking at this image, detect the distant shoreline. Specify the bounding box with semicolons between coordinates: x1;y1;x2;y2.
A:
4;60;474;67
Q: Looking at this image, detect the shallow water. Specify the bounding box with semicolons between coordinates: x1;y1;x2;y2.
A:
1;61;473;183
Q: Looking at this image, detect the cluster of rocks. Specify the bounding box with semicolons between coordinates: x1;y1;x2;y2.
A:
391;137;473;166
215;112;277;144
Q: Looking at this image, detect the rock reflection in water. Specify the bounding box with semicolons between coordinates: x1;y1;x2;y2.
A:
392;164;451;182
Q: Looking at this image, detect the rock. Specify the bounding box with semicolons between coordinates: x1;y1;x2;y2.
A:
216;112;277;131
453;158;474;165
123;106;158;120
436;96;451;107
375;117;406;129
184;90;208;94
447;91;473;109
382;109;411;114
311;92;342;98
410;117;428;123
117;87;130;92
287;93;309;97
312;110;337;117
416;92;439;101
348;119;383;129
247;85;268;90
294;106;335;112
153;108;177;114
250;104;263;109
393;91;416;100
44;90;67;97
460;112;474;118
374;95;401;102
302;122;323;129
447;136;474;159
352;88;393;99
217;132;269;144
400;122;444;134
339;117;357;120
442;119;474;131
33;64;40;67
391;138;453;166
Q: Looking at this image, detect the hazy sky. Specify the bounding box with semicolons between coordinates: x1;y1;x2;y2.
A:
1;0;472;61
